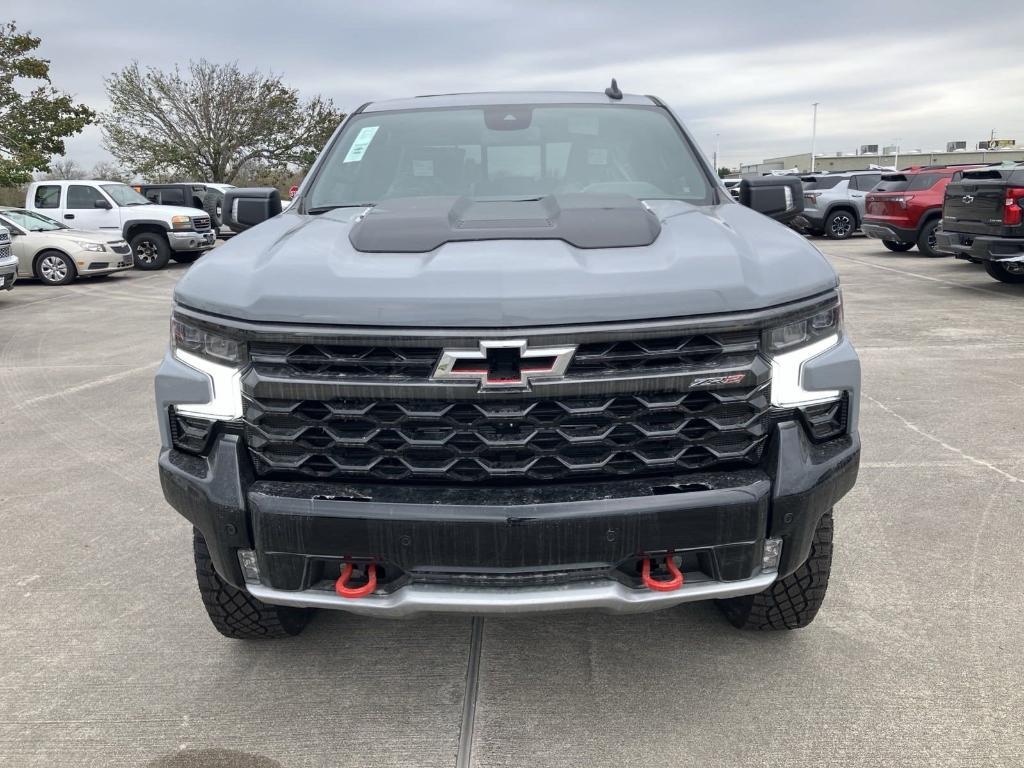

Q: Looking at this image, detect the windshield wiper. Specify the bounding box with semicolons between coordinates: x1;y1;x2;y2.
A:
307;203;376;215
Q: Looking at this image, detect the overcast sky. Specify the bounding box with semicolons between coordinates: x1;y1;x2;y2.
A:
8;0;1024;170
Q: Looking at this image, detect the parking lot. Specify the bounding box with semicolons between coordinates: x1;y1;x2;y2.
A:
1;237;1022;767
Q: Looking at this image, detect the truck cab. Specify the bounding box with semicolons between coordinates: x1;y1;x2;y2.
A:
25;180;216;270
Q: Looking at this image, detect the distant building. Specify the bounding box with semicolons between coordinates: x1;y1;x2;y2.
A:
740;147;1024;176
859;144;879;155
946;141;967;152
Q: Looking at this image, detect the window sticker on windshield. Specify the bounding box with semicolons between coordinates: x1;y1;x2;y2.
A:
587;148;608;165
568;114;599;135
343;126;379;163
412;160;434;177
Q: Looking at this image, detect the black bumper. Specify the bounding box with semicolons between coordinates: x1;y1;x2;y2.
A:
862;221;918;244
0;264;16;290
160;422;860;593
934;229;1024;262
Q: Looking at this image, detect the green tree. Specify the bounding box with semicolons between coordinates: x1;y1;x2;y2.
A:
102;60;344;183
717;167;733;178
0;21;95;185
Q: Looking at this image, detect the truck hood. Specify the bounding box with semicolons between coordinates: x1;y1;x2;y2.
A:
126;204;206;220
174;200;839;327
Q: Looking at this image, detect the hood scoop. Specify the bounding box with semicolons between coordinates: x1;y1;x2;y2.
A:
348;193;661;253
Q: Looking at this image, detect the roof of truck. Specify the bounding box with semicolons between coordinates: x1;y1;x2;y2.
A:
363;91;658;112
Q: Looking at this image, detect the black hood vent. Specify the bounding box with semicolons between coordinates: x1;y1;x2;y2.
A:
348;193;661;253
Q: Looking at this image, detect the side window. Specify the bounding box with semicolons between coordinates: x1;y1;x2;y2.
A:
67;185;107;209
34;185;61;209
160;188;185;205
854;174;881;191
145;190;161;204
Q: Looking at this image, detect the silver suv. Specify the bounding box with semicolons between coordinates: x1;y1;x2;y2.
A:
792;170;882;239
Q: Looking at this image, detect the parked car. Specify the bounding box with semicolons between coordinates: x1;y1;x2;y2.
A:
0;207;133;286
0;225;17;293
25;180;215;270
791;170;882;239
861;165;979;256
156;87;860;640
934;163;1024;283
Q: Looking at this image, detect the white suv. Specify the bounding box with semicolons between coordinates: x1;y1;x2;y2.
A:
25;180;216;270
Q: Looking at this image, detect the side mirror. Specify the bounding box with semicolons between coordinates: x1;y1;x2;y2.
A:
738;176;803;223
222;187;282;232
94;199;112;210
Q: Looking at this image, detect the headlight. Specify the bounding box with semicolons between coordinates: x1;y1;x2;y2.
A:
72;240;106;252
766;295;843;407
171;315;245;364
171;215;192;230
170;314;246;421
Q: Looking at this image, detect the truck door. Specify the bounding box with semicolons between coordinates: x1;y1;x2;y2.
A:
64;184;121;233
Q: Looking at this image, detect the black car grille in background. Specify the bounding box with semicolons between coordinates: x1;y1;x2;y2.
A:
249;330;760;382
243;383;772;484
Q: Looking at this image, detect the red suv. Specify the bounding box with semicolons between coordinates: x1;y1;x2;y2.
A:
862;165;980;257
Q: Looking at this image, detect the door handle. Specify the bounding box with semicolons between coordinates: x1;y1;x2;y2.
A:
64;214;75;220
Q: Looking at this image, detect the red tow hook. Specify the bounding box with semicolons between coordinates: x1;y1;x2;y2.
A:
641;555;684;592
335;562;378;599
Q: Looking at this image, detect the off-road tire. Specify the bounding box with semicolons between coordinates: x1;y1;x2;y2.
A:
916;219;944;257
882;240;914;252
171;251;202;264
984;259;1024;283
193;529;312;639
717;511;834;631
203;190;223;229
825;210;856;240
130;231;171;270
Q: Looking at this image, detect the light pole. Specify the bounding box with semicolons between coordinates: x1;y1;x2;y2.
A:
714;133;720;174
893;138;901;170
810;102;819;172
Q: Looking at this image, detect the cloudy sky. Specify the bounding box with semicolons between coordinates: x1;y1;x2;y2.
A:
8;0;1024;170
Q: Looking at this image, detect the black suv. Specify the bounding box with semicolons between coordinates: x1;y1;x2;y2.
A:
935;164;1024;283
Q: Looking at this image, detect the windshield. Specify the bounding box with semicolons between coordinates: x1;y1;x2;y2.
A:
0;208;67;232
307;104;714;210
102;183;151;207
801;176;844;190
874;174;910;193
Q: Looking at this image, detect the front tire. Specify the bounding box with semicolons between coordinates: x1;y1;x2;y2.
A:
984;260;1024;284
193;529;313;639
35;250;77;285
882;240;914;252
916;219;944;257
130;232;171;270
825;210;856;240
717;511;834;630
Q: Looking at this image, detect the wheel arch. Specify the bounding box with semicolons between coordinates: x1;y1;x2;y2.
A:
825;203;859;226
123;220;170;242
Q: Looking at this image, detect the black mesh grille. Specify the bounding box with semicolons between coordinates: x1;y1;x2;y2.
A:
567;331;760;376
243;384;771;484
250;330;760;382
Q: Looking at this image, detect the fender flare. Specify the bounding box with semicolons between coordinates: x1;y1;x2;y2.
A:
123;219;171;241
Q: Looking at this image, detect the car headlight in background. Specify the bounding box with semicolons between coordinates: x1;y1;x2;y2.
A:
170;314;245;422
72;240;106;252
766;295;843;409
171;215;192;230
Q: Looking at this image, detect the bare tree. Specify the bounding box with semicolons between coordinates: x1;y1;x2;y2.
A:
101;60;344;183
45;157;85;179
90;161;132;183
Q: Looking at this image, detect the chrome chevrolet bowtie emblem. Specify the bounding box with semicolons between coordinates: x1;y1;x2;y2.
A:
432;340;577;389
962;194;974;204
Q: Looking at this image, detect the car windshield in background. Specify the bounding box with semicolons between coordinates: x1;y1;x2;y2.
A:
801;176;844;190
102;184;151;207
307;104;714;210
0;209;66;231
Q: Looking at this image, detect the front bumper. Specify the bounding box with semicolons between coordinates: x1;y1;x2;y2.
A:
0;258;18;290
862;221;917;244
934;229;1024;262
159;421;860;617
168;230;216;252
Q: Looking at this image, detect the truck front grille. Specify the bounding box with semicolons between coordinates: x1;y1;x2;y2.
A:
193;216;211;230
243;384;771;484
249;330;760;382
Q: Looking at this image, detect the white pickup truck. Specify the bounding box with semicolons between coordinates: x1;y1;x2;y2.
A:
25;180;216;270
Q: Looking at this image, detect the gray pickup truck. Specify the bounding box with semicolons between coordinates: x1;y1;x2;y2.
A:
156;87;861;639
